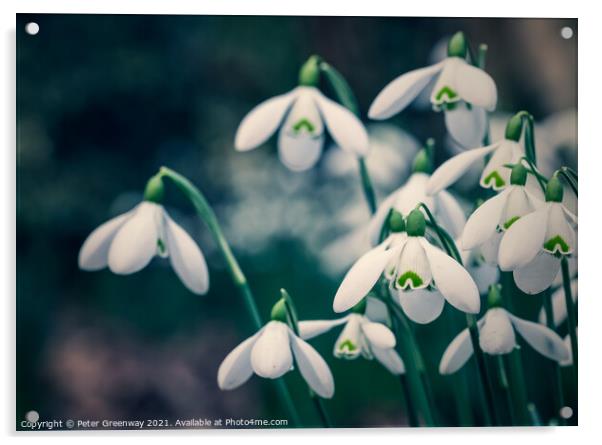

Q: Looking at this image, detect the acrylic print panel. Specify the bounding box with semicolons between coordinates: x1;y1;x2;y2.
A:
16;14;577;430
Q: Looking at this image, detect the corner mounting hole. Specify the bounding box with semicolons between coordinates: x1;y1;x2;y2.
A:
25;22;39;35
561;26;573;40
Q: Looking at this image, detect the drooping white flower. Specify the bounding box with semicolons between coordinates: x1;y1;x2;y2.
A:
217;320;334;398
368;33;496;148
460;164;545;254
235;86;369;172
78;201;209;295
498;177;577;294
538;278;578;327
367;151;466;245
439;307;569;374
334;210;480;323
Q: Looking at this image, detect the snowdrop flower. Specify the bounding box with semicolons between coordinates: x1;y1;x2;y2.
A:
78;176;209;295
426;115;528;196
498;176;577;294
369;32;496;148
460;164;544;255
298;298;405;375
234;57;369;172
334;209;480;323
440;287;569;374
538;279;578;327
217;319;334;398
459;242;499;295
367;148;466;245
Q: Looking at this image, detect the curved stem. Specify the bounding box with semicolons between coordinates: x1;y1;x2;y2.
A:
157;166;301;426
496;355;515;425
399;374;419;427
557;168;578;197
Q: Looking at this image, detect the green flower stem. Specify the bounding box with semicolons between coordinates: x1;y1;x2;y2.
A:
387;300;436;426
399;374;419;427
496;355;515;425
311;393;332;427
319;60;377;214
519;157;548;192
513;111;537;165
475;43;491;145
543;288;566;426
557;168;578;197
561;257;578;375
157;167;301;427
527;403;542;426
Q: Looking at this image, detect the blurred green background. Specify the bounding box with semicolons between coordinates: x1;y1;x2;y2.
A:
17;14;577;429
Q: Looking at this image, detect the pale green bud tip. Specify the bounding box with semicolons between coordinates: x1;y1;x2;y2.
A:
505;114;523;142
487;284;503;308
447;31;467;58
545;175;564;202
388;210;405;233
351;298;366;314
412;149;433;174
510;163;528;186
143;174;165;203
270;298;288;323
299;55;321;87
406;209;426;237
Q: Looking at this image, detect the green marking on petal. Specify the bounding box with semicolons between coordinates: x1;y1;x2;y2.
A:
435;86;459;102
292;118;315;134
157;238;168;257
338;340;357;354
483;171;506;189
503;216;520;230
397;271;424;289
543;235;570;254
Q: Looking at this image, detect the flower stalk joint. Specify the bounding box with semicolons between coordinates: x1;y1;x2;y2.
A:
388;210;406;233
406;209;426;237
505;113;523;142
510;163;528;186
447;31;468;58
545;175;564;203
486;284;503;309
299;55;322;87
143;173;165;203
412;148;433;174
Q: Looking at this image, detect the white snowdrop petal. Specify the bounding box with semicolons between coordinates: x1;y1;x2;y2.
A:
454;61;498;111
334;315;363;359
508;314;570;362
444;104;487;148
372;347;405;375
164;214;209;295
471;262;500;295
460;189;509;250
439;327;474;374
397;288;445;324
277;130;324;172
478;308;516;355
298;317;349;340
313;91;370;156
217;330;262;390
560;335;573;367
250;321;293;379
368;62;445;120
360;320;396;349
333;243;399;313
544;203;576;255
480;140;522;191
498;208;548;271
290;334;335;399
107;202;161;275
539;280;578;326
78;208;135;270
435;190;467;239
426;143;498;195
396;237;432;289
364;296;390;325
420;238;480;314
513;252;561;295
234;90;297;151
500;187;535;230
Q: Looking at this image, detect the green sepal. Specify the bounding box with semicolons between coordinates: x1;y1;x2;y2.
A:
299;55;321;87
388;210;405;233
505;113;523;142
510;163;528;186
270;298;288;323
487;284;503;309
545;175;564;202
447;31;468;58
412;149;433;174
406;209;426;237
143;174;165;203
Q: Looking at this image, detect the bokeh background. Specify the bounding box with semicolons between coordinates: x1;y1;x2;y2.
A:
16;14;577;429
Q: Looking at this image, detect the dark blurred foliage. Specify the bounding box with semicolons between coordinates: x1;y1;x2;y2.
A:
17;14;576;429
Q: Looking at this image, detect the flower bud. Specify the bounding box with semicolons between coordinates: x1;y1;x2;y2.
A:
487;284;503;309
505;113;523;142
270;298;288;323
299;55;321;87
510;163;528;186
406;209;426;237
143;174;165;203
412;148;433;174
447;31;468;58
388;210;405;233
545;175;564;203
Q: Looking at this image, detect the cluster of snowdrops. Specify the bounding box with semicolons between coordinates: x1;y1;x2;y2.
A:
77;32;577;427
